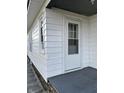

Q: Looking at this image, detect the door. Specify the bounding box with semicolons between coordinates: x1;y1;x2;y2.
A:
65;19;81;71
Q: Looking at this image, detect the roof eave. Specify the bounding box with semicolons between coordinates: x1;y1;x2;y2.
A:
27;0;51;32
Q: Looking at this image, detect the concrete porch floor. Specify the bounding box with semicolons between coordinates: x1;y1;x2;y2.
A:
48;67;97;93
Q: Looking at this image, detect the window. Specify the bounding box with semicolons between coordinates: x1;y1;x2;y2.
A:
68;23;79;54
40;21;44;49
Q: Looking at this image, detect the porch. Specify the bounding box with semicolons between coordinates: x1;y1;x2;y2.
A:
48;67;97;93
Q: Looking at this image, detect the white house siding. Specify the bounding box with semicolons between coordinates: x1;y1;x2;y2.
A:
27;31;31;52
88;16;97;68
45;9;64;77
27;11;48;81
80;20;90;68
28;7;97;79
32;22;39;54
45;8;97;78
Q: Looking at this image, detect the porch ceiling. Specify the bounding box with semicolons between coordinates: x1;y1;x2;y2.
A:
47;0;97;16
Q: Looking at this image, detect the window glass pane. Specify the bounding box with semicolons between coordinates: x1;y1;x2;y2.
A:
68;23;78;39
68;23;73;32
74;32;77;38
74;24;77;32
68;23;79;54
68;39;78;54
69;32;74;38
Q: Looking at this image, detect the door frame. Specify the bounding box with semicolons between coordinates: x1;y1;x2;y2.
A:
63;17;81;73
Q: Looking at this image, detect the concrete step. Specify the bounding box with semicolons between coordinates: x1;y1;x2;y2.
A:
27;70;33;73
35;90;48;93
28;74;37;80
27;65;32;70
28;72;35;77
27;62;32;66
28;80;45;93
34;89;43;93
28;85;43;93
28;89;42;93
35;90;42;93
28;82;38;87
27;78;37;83
27;89;33;93
27;69;34;73
27;64;32;68
41;91;48;93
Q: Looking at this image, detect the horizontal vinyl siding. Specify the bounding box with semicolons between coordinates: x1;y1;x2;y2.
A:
45;8;97;78
32;22;39;54
46;35;63;42
47;58;62;65
80;21;90;68
44;41;62;48
27;11;47;81
46;24;63;31
47;53;63;59
46;17;63;25
46;30;62;36
89;17;97;68
46;9;63;77
45;47;62;54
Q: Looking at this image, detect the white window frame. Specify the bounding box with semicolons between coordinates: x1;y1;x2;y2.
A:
68;22;79;55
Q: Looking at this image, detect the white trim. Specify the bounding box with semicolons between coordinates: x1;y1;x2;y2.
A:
59;9;87;74
28;0;51;33
88;15;97;20
47;8;88;21
62;16;65;74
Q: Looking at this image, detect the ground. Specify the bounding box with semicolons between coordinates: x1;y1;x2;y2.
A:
27;59;48;93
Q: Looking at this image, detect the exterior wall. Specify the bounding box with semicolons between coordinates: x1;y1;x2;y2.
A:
88;16;97;68
45;8;97;78
45;9;64;77
27;7;97;79
27;11;47;81
32;22;39;54
80;19;90;68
